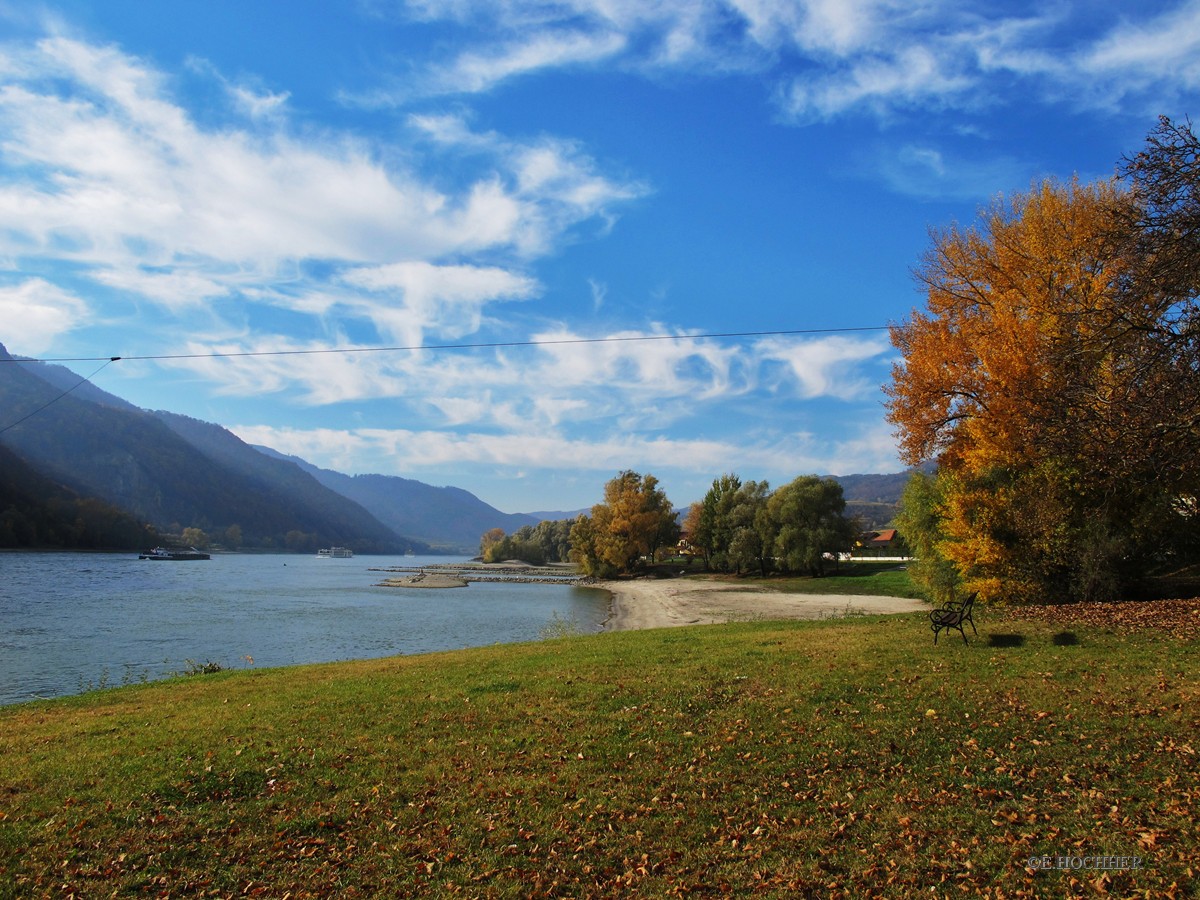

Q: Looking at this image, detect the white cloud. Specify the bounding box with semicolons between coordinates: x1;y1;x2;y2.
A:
90;267;232;308
0;31;645;355
428;29;626;93
390;1;1200;121
230;417;901;486
0;278;89;352
0;38;528;270
1082;0;1200;92
161;329;890;444
409;112;649;254
783;44;975;121
754;334;891;400
341;261;539;345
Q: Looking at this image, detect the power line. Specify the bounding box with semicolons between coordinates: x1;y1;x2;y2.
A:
0;326;891;364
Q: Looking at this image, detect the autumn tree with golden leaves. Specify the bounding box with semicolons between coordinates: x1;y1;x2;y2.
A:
887;163;1199;604
570;470;678;577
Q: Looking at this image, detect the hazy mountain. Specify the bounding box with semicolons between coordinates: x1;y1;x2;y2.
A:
834;470;922;504
9;354;141;413
0;442;153;549
0;345;421;553
153;411;430;554
522;508;591;522
253;447;541;553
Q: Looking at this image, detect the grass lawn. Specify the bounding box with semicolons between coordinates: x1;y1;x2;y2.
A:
1;607;1196;897
760;560;923;599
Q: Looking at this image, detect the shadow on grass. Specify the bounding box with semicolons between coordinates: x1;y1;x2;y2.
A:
987;633;1026;648
982;632;1080;648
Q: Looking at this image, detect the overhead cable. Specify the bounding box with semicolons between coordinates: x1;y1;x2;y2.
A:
1;326;891;364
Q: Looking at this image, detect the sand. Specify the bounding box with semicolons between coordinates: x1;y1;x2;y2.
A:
596;577;927;631
376;573;469;588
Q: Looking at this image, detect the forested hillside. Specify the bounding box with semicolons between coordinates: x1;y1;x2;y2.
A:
0;346;420;553
0;443;153;549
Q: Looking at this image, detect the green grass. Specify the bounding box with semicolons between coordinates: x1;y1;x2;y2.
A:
1;611;1196;898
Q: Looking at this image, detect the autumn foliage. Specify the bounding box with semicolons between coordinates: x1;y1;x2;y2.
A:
887;119;1200;604
570;470;679;577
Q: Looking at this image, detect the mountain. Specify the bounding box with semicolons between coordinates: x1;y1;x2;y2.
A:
152;411;430;554
254;447;540;553
0;345;422;553
522;508;591;522
0;442;153;549
833;470;921;504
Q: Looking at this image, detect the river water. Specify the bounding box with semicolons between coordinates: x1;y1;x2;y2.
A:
0;552;610;707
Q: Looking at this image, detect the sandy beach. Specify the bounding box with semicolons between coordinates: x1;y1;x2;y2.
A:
596;577;927;631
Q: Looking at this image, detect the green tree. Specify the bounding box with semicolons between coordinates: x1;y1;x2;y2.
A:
766;476;857;576
697;474;742;572
181;526;210;549
726;480;771;576
894;470;960;603
531;518;574;563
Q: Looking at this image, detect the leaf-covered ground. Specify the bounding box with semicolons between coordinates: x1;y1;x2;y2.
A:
1;610;1197;898
998;597;1200;638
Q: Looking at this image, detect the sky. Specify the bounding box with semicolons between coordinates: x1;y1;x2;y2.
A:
0;1;1197;513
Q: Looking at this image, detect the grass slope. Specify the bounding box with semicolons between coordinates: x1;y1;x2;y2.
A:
1;611;1197;898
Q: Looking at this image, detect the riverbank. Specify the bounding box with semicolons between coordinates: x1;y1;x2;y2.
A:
597;576;927;630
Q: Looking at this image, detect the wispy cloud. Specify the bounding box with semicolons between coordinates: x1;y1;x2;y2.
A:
229;419;900;484
161;329;891;440
867;143;1028;201
341;261;540;345
1080;0;1200;98
425;29;627;94
0;278;89;352
0;33;644;355
382;1;1199;121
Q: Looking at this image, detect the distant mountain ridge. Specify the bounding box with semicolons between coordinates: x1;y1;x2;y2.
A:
0;344;421;553
254;447;541;552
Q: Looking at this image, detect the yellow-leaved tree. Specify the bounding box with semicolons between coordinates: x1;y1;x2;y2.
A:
570;471;678;577
888;172;1198;604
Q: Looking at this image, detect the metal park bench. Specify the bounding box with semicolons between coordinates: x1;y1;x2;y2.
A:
930;592;977;645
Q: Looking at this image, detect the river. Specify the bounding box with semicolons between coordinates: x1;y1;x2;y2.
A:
0;552;610;707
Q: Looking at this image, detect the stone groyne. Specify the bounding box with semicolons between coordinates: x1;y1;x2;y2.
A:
370;563;591;589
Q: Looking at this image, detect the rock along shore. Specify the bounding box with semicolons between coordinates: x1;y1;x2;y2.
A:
370;561;592;589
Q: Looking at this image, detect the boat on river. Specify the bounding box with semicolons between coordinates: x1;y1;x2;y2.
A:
139;547;211;561
317;547;353;558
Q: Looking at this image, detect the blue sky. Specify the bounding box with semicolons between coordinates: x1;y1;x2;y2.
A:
1;1;1197;513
